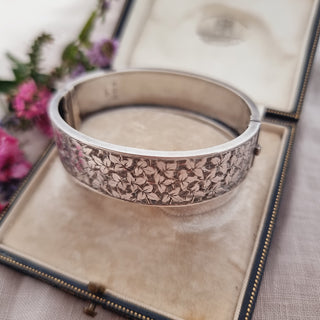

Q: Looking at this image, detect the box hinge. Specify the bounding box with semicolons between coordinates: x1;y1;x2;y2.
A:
83;282;106;317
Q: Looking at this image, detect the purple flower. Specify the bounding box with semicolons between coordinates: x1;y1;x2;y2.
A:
0;179;22;212
101;1;110;12
87;38;118;68
12;79;52;120
0;179;20;200
70;64;86;78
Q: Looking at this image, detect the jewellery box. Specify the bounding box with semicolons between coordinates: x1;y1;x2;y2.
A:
0;1;319;320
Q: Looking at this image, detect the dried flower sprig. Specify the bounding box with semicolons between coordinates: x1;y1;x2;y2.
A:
0;0;118;212
0;128;32;210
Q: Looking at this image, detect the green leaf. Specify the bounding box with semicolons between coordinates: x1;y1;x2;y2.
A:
12;64;30;83
28;33;53;76
0;80;17;93
32;73;50;86
62;42;80;63
50;66;66;80
77;49;94;69
6;52;30;82
78;11;97;46
6;52;24;66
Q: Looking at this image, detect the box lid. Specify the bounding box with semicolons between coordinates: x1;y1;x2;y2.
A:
114;0;320;120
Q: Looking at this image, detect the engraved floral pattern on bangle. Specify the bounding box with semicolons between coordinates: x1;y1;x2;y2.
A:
54;127;258;206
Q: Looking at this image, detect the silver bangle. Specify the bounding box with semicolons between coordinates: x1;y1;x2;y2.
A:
49;69;261;206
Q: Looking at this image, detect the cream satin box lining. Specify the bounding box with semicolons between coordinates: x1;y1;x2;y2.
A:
114;0;320;118
0;0;319;319
0;117;291;320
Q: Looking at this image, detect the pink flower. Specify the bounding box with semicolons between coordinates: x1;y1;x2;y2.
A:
0;128;32;182
35;112;53;137
12;79;51;120
0;201;8;212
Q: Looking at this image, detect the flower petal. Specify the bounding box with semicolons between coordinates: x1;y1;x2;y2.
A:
135;177;147;185
158;184;166;193
144;166;155;175
157;161;166;171
162;194;170;203
137;160;148;168
10;161;31;179
196;157;207;168
164;171;174;179
167;162;177;170
112;173;121;182
92;155;102;165
186;159;195;170
211;157;220;166
109;154;120;164
143;185;153;193
179;170;188;181
137;192;146;201
194;168;204;179
164;179;175;186
170;187;181;196
147;193;160;201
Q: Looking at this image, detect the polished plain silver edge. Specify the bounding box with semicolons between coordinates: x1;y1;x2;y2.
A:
49;68;260;160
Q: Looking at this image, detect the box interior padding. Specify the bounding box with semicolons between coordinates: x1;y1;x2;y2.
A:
0;107;289;320
114;0;319;114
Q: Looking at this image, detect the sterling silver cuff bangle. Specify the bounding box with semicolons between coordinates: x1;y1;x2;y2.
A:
49;69;261;206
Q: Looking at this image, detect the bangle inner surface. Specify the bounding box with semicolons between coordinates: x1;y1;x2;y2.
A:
80;106;235;152
59;71;255;148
